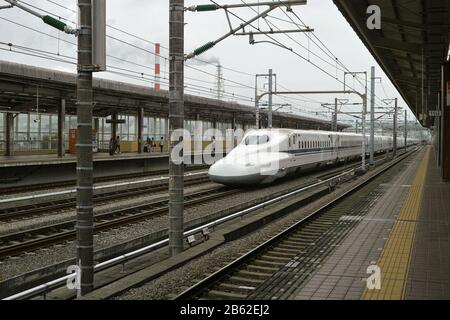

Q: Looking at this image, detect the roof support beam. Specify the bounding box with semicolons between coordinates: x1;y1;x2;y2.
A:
372;37;422;55
381;17;425;31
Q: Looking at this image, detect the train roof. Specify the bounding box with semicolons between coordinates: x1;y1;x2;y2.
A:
245;128;393;139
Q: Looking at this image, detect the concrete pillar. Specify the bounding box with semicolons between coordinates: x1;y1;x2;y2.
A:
138;107;144;154
111;112;117;140
58;99;66;157
5;113;13;156
168;0;185;257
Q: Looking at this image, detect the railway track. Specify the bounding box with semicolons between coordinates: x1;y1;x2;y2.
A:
175;149;416;300
0;174;210;221
0;166;209;196
0;154;386;222
0;187;238;259
0;154;398;256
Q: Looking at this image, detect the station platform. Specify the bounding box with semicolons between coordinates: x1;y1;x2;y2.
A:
294;146;450;300
0;152;168;168
0;151;209;189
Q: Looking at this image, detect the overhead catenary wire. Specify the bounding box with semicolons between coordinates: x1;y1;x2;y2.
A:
237;0;395;114
2;0;351;119
0;41;256;104
14;0;331;108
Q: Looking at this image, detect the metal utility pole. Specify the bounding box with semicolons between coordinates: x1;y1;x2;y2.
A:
255;72;276;129
370;66;375;166
333;98;338;131
5;0;105;298
268;69;273;128
361;94;367;171
393;98;398;158
76;0;94;297
344;71;368;172
404;109;407;151
255;76;259;128
169;0;185;256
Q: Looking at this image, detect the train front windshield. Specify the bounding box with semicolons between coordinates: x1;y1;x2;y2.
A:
244;135;270;146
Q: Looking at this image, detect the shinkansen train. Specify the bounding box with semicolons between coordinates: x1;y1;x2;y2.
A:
209;129;418;186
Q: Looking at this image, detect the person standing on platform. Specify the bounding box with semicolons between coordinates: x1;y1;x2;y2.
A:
160;136;165;153
212;136;216;157
146;137;151;153
115;136;121;154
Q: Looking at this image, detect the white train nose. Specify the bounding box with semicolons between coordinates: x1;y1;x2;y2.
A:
208;159;266;186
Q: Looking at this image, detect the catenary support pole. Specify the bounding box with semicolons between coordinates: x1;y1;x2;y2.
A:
169;0;185;256
255;76;259;128
393;98;398;158
76;0;94;297
268;69;273;128
333;98;338;131
405;109;407;151
370;66;375;165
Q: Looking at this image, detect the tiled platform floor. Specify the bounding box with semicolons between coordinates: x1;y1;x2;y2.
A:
294;146;450;300
404;151;450;299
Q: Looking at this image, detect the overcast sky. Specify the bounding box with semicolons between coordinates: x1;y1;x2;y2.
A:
0;0;416;127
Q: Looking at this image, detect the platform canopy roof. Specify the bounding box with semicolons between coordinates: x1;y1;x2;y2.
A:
334;0;450;128
0;61;350;131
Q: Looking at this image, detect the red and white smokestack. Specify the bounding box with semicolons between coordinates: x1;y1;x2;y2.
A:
154;43;161;90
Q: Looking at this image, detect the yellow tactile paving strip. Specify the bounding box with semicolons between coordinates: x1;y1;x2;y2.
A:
362;147;430;300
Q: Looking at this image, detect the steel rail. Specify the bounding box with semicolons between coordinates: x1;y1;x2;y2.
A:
0;171;207;205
